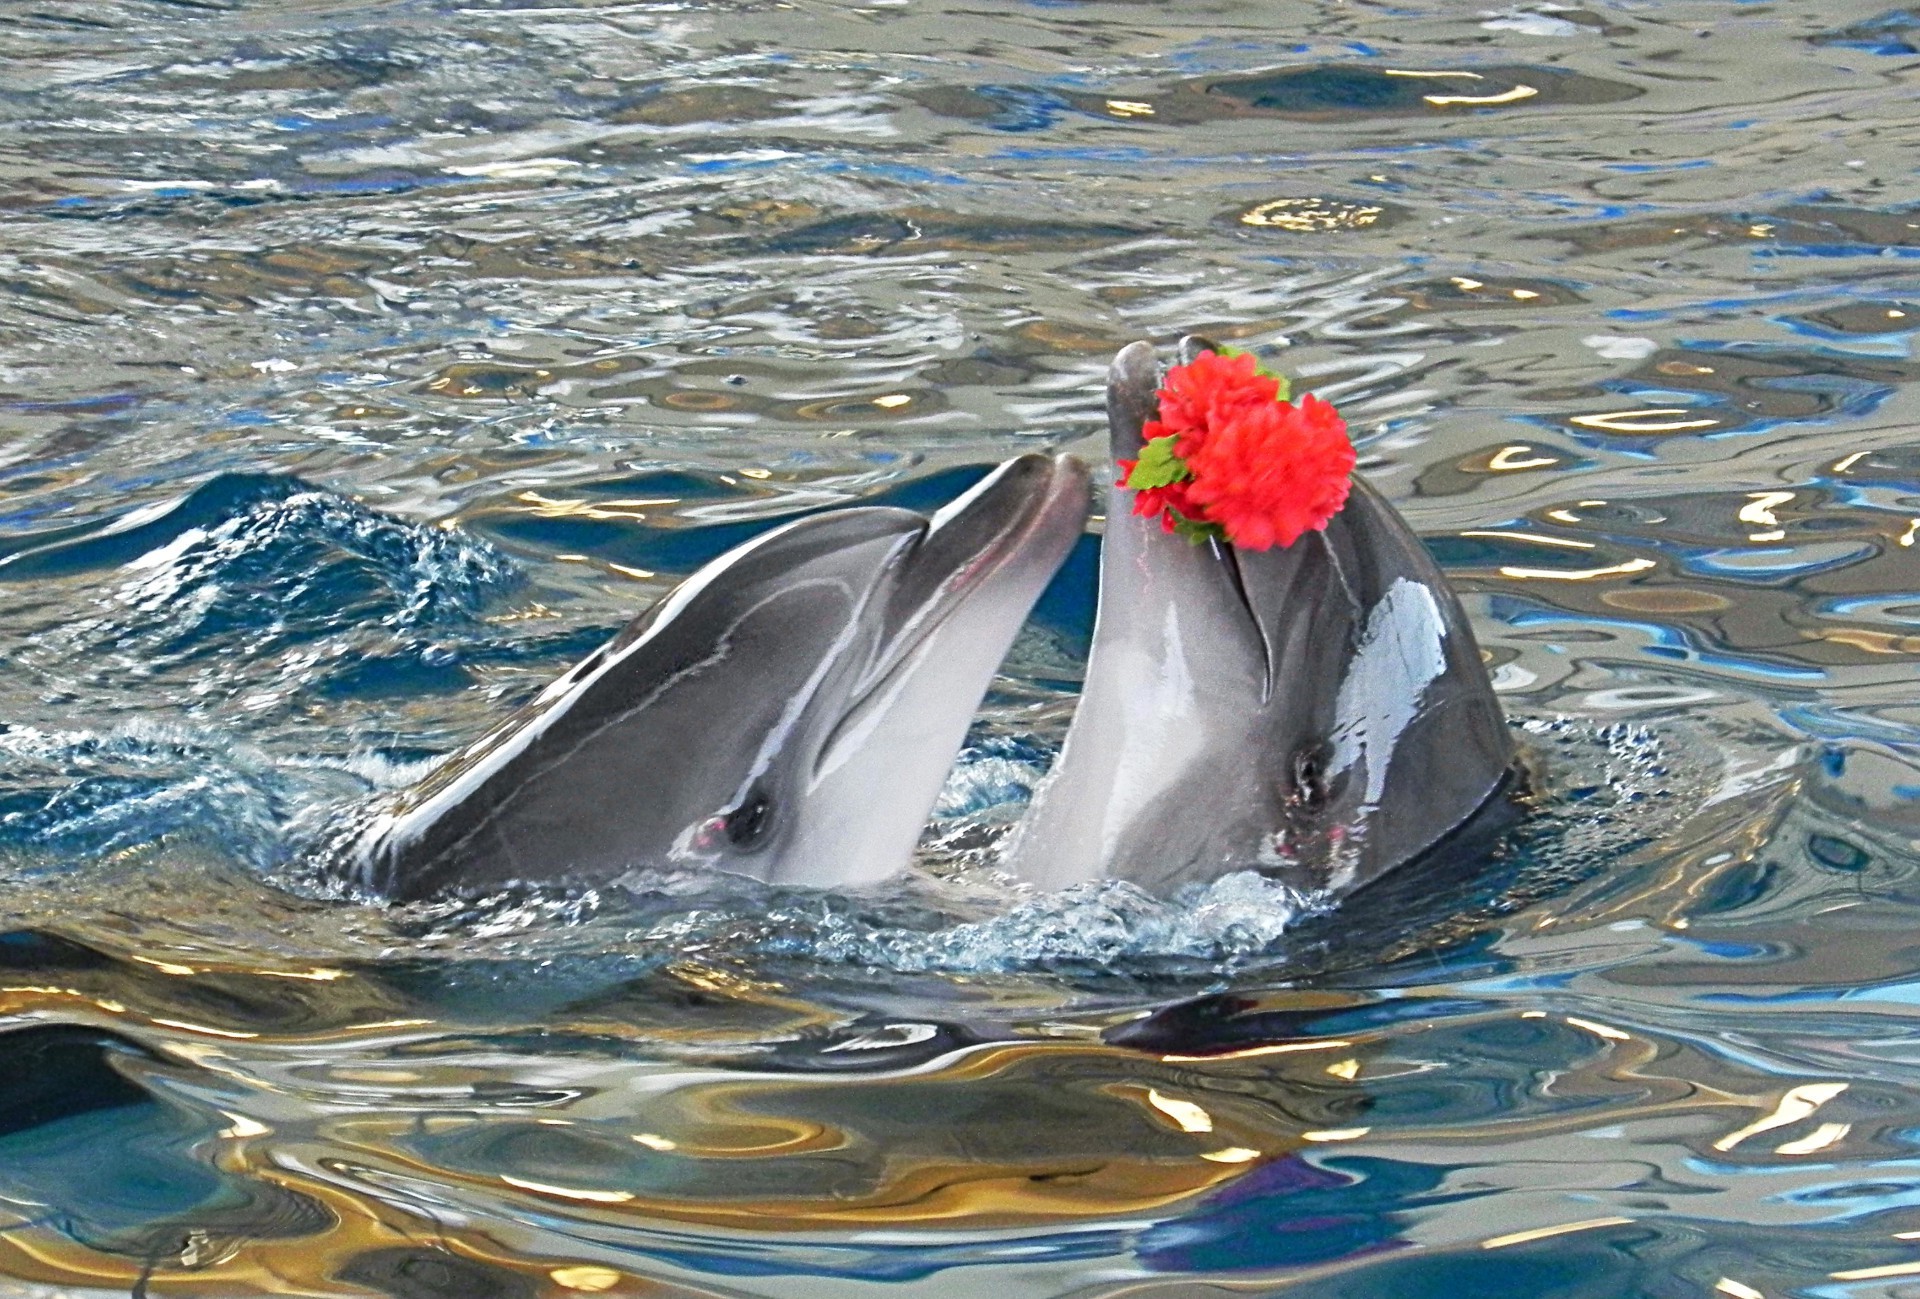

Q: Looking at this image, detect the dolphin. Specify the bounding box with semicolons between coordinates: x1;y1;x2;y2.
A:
338;453;1090;901
1003;337;1515;900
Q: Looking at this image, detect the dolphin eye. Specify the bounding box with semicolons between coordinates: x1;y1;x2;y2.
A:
1290;745;1330;811
723;786;775;849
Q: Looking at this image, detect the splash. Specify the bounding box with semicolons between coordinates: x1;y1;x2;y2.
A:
0;476;519;867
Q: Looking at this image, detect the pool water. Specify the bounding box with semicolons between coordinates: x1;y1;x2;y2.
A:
5;1;1920;1294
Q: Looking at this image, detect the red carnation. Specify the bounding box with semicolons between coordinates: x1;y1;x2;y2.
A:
1117;349;1356;550
1143;349;1281;459
1183;393;1354;550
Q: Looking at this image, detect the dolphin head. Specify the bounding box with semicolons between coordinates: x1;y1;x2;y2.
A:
345;453;1089;900
1004;339;1513;900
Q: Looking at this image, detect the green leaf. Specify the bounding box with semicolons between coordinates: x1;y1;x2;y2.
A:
1171;513;1227;545
1124;434;1190;490
1213;344;1291;401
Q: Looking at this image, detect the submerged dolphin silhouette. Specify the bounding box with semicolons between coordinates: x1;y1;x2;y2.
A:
342;453;1089;900
1004;337;1515;900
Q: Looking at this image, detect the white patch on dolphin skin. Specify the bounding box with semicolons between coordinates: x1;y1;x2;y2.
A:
1328;577;1449;809
1101;599;1202;861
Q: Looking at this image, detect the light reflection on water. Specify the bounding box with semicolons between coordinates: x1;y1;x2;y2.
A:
5;0;1920;1294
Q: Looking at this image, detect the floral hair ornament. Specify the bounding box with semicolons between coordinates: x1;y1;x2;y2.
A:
1116;347;1356;551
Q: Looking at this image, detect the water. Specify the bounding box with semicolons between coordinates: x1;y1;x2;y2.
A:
3;0;1920;1293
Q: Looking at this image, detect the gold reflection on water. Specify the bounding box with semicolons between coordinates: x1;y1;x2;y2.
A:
0;1027;1309;1294
1774;1121;1850;1155
1301;1127;1370;1142
1461;529;1595;550
660;390;736;412
500;1175;636;1203
1600;587;1733;615
1563;1016;1632;1042
551;1265;624;1292
1806;627;1920;656
1424;85;1539;107
219;1113;271;1139
1497;557;1656;581
1738;490;1794;542
131;954;199;975
1545;499;1608;524
514;491;679;522
1480;1217;1635;1250
1160;1037;1353;1062
1486;445;1561;471
0;1155;478;1298
0;960;1369;1293
1145;1089;1215;1133
1713;1082;1848;1152
148;1017;261;1039
1198;1147;1261;1164
1569;408;1721;434
1832;1262;1920;1281
1239;199;1387;232
288;1033;1341;1236
1018;320;1124;353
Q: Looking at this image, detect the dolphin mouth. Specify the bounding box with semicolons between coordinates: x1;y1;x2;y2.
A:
1106;336;1280;699
851;452;1088;706
864;450;1090;698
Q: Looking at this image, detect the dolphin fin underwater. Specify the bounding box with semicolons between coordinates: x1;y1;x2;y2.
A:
339;453;1089;901
1003;337;1516;901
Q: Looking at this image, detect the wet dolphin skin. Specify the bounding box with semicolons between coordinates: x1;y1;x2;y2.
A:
1004;337;1515;901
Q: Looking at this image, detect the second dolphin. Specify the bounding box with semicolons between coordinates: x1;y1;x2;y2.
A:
1004;337;1515;900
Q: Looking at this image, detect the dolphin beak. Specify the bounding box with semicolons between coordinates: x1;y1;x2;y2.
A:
857;452;1090;695
793;452;1088;887
1106;341;1162;461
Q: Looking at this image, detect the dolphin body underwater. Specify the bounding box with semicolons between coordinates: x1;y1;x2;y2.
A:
1002;336;1517;901
340;337;1514;904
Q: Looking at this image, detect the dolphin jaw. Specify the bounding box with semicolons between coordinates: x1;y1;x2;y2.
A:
819;454;1088;774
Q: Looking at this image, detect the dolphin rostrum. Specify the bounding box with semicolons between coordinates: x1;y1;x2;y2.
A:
1003;338;1514;900
340;453;1090;901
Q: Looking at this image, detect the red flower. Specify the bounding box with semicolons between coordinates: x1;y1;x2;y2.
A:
1118;349;1356;550
1142;349;1281;459
1115;459;1202;533
1182;393;1354;550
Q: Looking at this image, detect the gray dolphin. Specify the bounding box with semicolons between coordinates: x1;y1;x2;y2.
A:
1003;338;1514;900
341;453;1090;901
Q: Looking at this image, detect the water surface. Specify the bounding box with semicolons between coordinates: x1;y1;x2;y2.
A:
5;1;1920;1295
